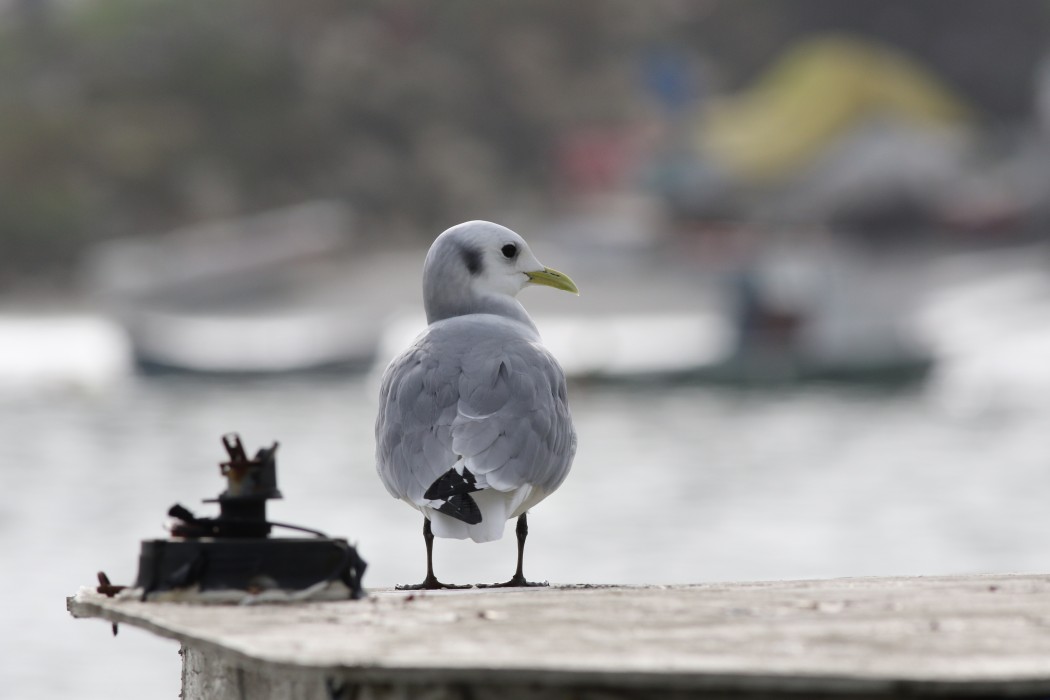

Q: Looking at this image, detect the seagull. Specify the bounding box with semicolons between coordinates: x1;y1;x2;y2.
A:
375;220;578;589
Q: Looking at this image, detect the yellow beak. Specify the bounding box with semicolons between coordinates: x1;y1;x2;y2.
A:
525;267;579;295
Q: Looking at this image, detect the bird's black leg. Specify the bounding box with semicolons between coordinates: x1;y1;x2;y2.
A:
396;518;472;590
477;513;549;588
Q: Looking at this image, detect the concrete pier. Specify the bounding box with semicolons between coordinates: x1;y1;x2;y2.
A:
68;573;1050;698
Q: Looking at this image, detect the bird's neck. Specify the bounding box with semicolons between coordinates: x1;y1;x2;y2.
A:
425;289;537;331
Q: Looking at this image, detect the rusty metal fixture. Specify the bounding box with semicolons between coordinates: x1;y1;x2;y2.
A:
168;434;284;539
96;571;126;597
218;433;282;500
128;432;366;600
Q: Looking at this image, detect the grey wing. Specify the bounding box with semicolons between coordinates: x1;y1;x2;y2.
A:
452;337;576;495
375;334;462;503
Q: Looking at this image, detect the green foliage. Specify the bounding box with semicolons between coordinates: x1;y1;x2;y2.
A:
0;0;656;284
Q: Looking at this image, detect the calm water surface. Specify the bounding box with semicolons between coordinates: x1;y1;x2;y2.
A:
2;374;1047;699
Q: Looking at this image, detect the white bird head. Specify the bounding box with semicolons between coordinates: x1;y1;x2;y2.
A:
422;220;578;325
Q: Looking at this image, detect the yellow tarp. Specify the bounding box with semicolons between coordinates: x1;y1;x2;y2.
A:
700;35;972;182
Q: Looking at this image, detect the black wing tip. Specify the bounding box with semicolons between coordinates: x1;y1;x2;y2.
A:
424;466;480;500
436;494;483;525
426;466;484;525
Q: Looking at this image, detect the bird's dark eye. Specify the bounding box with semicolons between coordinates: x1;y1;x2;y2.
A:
501;243;518;259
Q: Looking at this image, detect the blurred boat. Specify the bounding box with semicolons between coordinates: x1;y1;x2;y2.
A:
567;246;932;387
123;307;374;375
82;201;383;375
591;342;933;387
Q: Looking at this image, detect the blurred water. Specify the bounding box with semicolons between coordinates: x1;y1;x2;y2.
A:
2;374;1049;699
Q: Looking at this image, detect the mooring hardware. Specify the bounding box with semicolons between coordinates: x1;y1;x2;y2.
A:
125;433;365;600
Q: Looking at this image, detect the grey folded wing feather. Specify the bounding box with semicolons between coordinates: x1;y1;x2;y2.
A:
376;323;576;505
376;336;459;501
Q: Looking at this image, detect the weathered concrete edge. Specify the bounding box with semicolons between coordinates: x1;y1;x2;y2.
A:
67;591;1050;697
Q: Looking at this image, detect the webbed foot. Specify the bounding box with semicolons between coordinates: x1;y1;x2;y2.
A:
396;575;473;591
476;574;548;588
